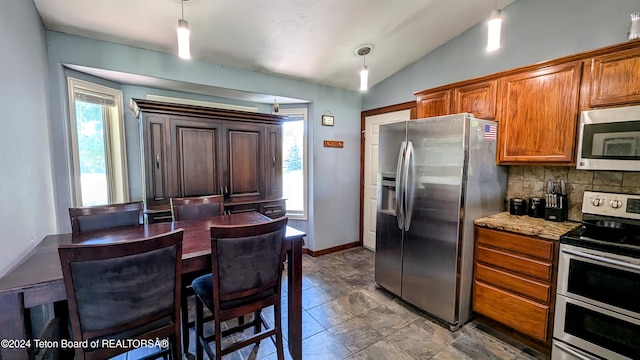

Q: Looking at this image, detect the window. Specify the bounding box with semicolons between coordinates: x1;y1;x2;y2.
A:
67;78;129;206
278;108;308;219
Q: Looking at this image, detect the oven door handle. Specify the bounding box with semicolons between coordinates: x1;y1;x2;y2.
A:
562;248;640;272
553;341;598;360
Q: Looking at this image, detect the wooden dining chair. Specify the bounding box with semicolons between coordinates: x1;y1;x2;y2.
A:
58;229;184;360
170;194;225;353
170;195;225;221
69;201;144;235
191;217;288;360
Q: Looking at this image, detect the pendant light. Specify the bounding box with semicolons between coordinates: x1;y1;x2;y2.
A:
177;0;191;59
355;45;372;91
486;1;502;52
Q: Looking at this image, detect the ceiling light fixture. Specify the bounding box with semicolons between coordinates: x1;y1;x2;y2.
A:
177;0;191;59
355;45;372;91
487;1;503;52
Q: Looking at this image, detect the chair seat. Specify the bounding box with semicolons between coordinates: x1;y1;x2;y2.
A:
191;274;275;313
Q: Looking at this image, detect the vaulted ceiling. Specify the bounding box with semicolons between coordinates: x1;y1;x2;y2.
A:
34;0;514;98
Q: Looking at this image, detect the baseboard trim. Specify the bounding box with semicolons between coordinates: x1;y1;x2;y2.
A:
302;242;360;257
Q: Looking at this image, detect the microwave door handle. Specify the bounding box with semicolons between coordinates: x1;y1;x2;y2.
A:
562;248;640;272
395;141;407;230
553;341;597;360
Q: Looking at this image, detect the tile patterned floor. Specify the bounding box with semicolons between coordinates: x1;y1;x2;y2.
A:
181;247;549;360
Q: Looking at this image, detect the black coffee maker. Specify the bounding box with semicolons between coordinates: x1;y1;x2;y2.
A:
509;198;527;215
528;197;546;218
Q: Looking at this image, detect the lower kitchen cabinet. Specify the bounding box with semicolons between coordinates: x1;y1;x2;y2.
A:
472;226;558;348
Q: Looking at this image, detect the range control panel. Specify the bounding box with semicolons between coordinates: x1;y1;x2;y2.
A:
582;191;640;220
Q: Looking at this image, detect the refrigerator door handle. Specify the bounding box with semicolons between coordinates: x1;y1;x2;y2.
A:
403;141;415;231
395;141;407;230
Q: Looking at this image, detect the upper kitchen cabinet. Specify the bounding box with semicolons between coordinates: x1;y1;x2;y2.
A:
415;79;498;120
582;45;640;109
497;62;582;164
453;80;498;120
416;89;451;118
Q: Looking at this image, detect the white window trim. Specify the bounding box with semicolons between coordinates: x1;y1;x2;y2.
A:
276;108;308;220
67;77;129;206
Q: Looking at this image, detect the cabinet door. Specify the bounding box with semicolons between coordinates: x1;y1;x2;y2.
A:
171;118;222;198
454;80;498;119
498;62;582;164
585;47;640;107
265;124;283;199
416;90;451;118
142;115;170;207
223;123;264;201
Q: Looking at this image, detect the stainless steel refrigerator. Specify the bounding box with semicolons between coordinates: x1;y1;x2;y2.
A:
374;113;506;329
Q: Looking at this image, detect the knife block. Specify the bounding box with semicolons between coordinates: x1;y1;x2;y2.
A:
544;194;567;222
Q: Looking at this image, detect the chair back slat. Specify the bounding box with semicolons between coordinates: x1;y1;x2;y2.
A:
69;201;143;235
210;217;287;301
171;195;224;221
58;229;183;359
68;245;178;334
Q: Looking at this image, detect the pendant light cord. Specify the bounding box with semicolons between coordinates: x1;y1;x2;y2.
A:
181;1;185;20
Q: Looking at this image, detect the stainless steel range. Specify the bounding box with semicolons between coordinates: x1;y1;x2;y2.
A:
553;191;640;360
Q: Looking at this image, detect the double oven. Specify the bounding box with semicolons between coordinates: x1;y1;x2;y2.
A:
553;191;640;359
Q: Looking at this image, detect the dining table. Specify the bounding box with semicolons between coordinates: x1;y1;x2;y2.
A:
0;212;306;360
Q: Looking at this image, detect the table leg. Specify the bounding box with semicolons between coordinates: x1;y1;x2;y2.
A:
0;292;30;360
287;237;303;360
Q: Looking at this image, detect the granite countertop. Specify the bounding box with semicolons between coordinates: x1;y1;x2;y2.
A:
474;212;580;241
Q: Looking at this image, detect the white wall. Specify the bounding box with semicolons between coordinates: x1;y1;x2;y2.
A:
364;0;640;110
45;32;362;252
0;1;56;275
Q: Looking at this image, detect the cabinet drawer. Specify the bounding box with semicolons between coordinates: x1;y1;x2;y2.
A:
260;200;286;219
476;227;554;260
475;263;551;303
473;281;549;342
476;245;552;282
226;203;259;214
146;211;173;224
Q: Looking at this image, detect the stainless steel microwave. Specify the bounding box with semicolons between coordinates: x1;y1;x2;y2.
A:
577;105;640;171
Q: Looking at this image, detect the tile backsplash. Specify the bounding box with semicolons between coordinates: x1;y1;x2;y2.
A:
506;166;640;221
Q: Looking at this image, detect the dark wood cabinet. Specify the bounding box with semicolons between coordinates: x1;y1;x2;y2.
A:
265;124;283;199
133;99;285;221
497;62;582;164
473;226;558;346
222;123;264;201
142;115;170;208
171;117;223;198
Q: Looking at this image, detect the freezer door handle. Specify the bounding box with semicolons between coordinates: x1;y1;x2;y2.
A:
403;141;415;231
395;141;407;230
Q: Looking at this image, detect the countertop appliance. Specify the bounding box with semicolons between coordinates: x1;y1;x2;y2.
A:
528;197;545;218
576;105;640;171
553;191;640;360
510;198;527;215
375;113;507;329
